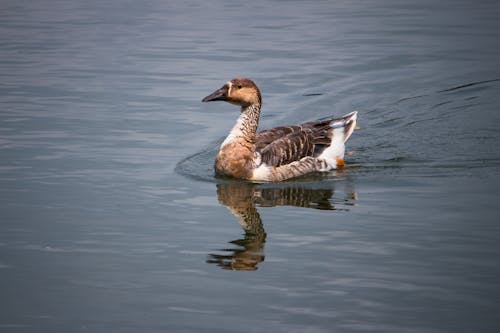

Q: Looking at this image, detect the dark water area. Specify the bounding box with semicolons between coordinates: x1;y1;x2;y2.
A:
1;1;500;332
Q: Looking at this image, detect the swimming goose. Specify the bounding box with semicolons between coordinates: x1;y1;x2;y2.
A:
202;78;357;181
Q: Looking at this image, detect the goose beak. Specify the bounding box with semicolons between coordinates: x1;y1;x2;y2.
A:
202;85;228;102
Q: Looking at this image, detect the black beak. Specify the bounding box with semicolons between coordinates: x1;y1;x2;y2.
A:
202;85;228;102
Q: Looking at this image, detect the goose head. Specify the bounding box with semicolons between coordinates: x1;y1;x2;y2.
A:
202;78;261;107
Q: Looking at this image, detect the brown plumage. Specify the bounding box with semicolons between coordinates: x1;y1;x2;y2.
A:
202;78;357;181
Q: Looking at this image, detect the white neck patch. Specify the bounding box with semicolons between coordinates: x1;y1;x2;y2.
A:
221;112;245;147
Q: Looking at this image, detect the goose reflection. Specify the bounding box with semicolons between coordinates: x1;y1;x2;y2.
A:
207;179;357;270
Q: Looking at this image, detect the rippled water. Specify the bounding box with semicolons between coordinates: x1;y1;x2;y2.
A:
1;1;500;332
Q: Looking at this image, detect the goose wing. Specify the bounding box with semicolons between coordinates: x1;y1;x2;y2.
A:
255;125;302;151
256;128;317;167
255;119;336;167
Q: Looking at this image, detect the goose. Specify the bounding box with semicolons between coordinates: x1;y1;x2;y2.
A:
202;78;357;181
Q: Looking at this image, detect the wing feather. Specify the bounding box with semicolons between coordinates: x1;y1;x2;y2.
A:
258;129;315;167
255;125;302;150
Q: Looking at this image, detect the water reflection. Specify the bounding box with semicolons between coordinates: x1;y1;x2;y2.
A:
207;178;357;270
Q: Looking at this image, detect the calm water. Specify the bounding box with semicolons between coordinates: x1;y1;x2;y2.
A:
1;0;500;332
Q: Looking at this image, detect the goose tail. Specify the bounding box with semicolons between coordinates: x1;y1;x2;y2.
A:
318;111;357;169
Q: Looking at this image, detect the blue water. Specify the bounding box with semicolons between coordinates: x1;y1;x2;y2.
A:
1;1;500;332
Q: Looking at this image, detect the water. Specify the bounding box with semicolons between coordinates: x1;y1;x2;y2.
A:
1;0;500;332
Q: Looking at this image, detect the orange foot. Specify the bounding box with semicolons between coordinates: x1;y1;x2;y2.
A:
336;157;345;167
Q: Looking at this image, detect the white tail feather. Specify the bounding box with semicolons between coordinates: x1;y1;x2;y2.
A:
318;111;357;170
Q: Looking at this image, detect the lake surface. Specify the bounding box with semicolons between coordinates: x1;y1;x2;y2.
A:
1;0;500;332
